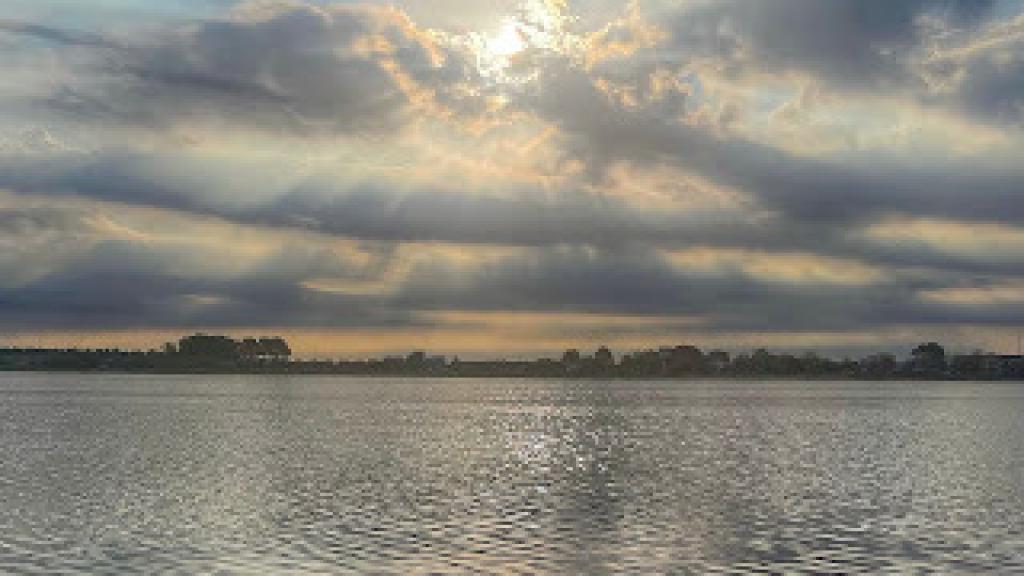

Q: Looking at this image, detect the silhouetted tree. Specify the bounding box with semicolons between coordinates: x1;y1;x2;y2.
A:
259;337;291;359
666;345;705;375
911;342;946;373
178;334;238;358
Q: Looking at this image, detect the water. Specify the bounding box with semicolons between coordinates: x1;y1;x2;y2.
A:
1;375;1023;574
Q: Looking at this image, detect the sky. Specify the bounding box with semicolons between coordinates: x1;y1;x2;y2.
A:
1;0;1024;358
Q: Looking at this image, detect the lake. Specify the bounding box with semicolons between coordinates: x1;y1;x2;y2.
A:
0;374;1022;574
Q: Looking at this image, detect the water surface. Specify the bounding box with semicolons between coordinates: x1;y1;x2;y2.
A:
1;374;1023;574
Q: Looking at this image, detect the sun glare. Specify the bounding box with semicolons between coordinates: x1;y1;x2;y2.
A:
469;0;577;85
488;21;528;58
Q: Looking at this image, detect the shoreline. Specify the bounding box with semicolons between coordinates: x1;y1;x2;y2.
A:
1;368;1019;382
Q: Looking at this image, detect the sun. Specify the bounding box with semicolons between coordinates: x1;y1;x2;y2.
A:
488;21;528;58
474;19;533;83
468;0;579;86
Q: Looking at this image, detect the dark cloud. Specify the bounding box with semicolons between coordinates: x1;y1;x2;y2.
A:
0;149;756;249
0;20;119;49
393;245;1024;331
959;60;1024;124
525;61;1024;228
0;223;411;330
922;19;1024;126
2;140;1024;283
42;4;479;134
2;213;1022;335
664;0;1024;127
672;0;996;87
1;188;1022;343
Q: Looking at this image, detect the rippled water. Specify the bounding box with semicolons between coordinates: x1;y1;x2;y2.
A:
1;375;1024;574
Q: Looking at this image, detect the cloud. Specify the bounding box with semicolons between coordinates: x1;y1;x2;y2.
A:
42;2;481;135
662;248;885;287
918;13;1024;126
863;217;1024;266
669;0;997;87
391;243;1024;332
921;280;1024;307
3;190;1024;351
0;147;760;249
661;0;1024;130
0;20;118;49
1;0;1023;354
0;195;411;330
2;137;1024;287
523;58;1024;233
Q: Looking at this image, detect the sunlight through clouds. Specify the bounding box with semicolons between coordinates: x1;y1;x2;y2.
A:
0;0;1023;356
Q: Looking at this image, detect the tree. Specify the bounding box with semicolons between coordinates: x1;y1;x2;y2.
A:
561;349;582;375
861;353;896;378
666;345;705;375
911;342;946;373
259;337;292;359
178;334;238;358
